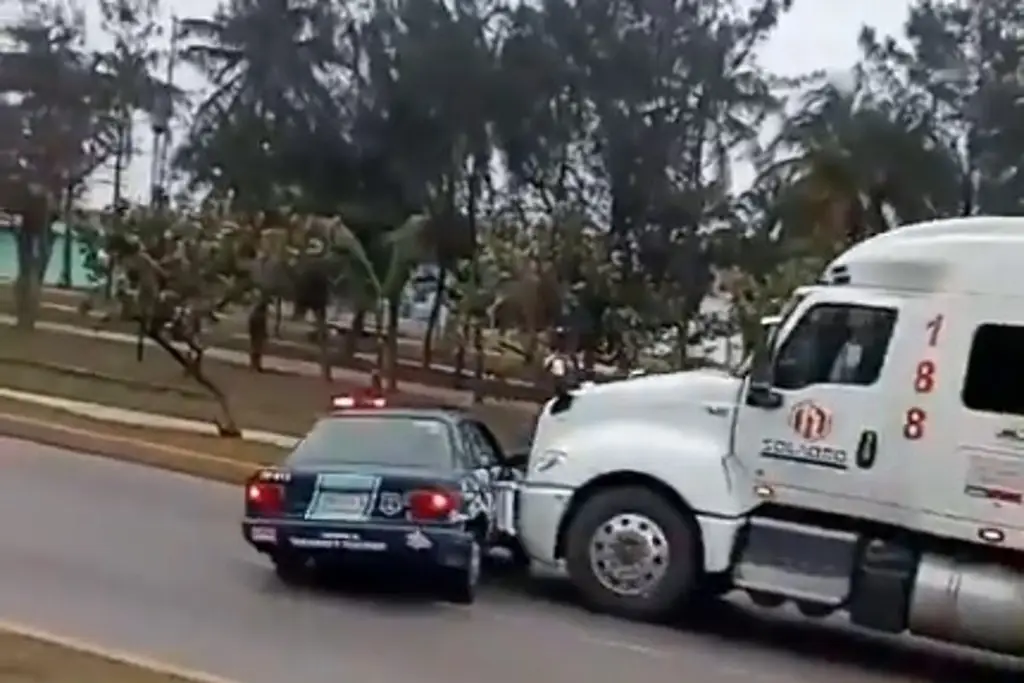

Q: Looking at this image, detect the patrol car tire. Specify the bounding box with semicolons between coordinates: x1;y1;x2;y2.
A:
272;552;307;585
564;486;699;623
439;539;480;605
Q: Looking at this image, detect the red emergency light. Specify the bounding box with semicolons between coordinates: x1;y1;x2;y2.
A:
331;394;387;410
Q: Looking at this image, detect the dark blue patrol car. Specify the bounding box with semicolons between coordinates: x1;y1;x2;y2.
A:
241;396;524;604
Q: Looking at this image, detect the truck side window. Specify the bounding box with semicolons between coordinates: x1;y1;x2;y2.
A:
772;304;897;391
962;324;1024;415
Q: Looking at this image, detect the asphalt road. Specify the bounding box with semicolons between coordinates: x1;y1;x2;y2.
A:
0;437;1020;683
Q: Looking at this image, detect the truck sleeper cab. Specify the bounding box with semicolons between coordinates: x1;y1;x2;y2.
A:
516;216;1024;657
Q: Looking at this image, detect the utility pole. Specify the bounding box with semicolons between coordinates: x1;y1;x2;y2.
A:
149;15;179;207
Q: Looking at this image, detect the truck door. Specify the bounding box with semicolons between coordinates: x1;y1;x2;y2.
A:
733;290;905;518
941;302;1024;532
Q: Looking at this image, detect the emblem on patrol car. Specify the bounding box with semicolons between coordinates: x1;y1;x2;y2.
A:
789;401;832;442
378;492;403;516
406;529;432;550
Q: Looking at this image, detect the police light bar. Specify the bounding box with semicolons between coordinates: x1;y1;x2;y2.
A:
331;395;387;409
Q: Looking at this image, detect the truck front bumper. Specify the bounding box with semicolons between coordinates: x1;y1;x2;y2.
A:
515;482;573;566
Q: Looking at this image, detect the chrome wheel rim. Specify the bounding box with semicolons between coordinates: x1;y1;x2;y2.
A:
588;513;669;597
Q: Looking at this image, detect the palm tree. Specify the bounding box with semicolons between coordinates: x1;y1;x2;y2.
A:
331;215;428;391
175;0;341;201
0;15;116;327
768;80;962;248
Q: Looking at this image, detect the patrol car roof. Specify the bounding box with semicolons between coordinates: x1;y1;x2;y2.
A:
326;406;467;422
822;216;1024;296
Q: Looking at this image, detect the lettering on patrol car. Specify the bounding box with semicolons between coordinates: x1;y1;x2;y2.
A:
288;536;387;551
760;438;848;470
788;401;832;442
406;529;433;550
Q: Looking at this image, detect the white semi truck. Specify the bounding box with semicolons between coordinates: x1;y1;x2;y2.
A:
513;216;1024;656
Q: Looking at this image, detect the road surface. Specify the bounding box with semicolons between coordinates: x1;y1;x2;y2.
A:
0;437;1018;683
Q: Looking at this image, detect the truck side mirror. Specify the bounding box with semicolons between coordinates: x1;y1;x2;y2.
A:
746;382;783;409
502;448;529;472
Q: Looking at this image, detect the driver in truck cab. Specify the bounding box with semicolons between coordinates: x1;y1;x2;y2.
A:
778;307;893;387
512;216;1024;661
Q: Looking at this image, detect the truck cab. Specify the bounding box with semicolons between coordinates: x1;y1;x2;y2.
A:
515;216;1024;656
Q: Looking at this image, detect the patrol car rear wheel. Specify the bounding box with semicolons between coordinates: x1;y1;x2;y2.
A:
565;486;699;623
272;552;308;585
439;539;480;605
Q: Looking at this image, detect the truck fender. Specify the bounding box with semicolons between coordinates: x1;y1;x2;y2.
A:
549;422;752;569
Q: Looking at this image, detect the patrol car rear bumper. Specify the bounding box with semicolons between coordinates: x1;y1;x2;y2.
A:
242;519;475;572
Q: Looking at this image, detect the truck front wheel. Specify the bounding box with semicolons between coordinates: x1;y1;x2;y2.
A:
564;486;700;622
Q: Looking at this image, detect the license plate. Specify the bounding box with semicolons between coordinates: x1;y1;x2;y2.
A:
306;492;370;521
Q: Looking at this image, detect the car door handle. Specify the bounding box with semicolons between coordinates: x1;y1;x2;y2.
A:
704;404;731;417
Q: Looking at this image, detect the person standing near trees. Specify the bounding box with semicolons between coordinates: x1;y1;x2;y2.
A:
543;325;579;397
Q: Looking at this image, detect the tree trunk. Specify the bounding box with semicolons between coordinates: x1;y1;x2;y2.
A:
453;321;469;389
152;330;241;437
675;320;689;370
471;318;484;404
13;268;40;331
112;120;126;210
58;227;73;288
524;329;539;366
315;310;331;381
421;265;447;368
385;297;400;392
58;182;75;289
248;300;269;371
342;307;367;361
13;220;45;330
273;297;283;337
374;302;386;383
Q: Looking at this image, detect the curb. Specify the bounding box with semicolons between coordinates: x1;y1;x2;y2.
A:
0;411;255;484
0;619;243;683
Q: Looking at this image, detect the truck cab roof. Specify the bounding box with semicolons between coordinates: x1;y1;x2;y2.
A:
823;216;1024;296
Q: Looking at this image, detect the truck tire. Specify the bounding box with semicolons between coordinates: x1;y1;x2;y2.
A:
564;486;700;622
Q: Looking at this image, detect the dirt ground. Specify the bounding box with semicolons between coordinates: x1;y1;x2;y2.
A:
0;327;538;448
0;285;549;398
0;629;198;683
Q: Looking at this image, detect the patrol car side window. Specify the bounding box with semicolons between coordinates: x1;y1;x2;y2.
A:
462;423;500;467
772;304;897;391
458;424;492;468
470;421;504;465
962;323;1024;416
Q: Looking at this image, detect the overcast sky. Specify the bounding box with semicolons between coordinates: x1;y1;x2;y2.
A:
80;0;912;208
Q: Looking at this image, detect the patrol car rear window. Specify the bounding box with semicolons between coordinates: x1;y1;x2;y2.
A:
287;417;455;469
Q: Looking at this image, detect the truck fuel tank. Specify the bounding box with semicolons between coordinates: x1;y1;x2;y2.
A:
908;553;1024;656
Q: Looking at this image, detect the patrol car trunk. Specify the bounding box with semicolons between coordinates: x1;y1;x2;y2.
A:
281;466;462;525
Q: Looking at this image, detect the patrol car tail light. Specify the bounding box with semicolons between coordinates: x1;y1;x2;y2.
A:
246;480;284;516
407;489;460;521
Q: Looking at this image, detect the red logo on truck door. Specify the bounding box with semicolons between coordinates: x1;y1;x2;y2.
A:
789;401;832;442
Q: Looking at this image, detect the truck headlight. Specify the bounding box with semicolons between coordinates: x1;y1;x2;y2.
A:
533;449;568;473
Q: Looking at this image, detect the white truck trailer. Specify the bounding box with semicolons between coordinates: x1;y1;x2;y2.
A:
514;216;1024;656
